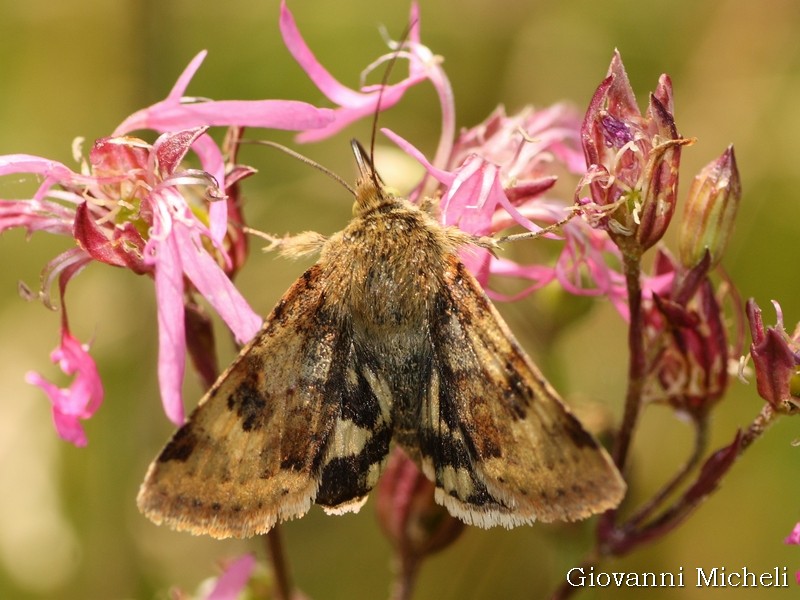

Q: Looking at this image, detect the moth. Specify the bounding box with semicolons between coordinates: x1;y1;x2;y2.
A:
137;141;625;538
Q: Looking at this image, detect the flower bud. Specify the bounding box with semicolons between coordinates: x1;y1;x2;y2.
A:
643;251;728;417
746;299;800;411
679;146;741;269
580;51;686;254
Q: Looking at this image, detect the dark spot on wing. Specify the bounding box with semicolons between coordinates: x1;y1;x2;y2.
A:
229;382;269;432
158;426;198;463
562;414;600;450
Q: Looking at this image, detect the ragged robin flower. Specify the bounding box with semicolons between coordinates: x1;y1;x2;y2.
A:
0;53;334;445
387;104;634;312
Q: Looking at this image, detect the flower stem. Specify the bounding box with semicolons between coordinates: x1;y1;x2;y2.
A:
612;250;646;471
739;402;780;450
626;415;709;529
602;404;781;557
548;554;598;600
264;526;294;600
389;555;420;600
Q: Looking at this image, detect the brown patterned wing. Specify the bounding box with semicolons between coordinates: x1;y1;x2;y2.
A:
419;256;625;528
137;264;384;538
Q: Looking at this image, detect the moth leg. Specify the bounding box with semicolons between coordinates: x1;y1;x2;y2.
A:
251;230;328;259
492;207;580;246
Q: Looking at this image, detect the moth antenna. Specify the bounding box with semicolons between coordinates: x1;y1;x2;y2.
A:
351;139;371;181
246;139;356;197
350;139;384;187
366;18;418;188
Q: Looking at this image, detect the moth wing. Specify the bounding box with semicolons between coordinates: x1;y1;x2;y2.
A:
137;264;387;538
421;257;625;528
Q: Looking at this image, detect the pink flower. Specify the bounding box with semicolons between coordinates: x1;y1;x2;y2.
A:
204;554;256;600
113;49;334;243
25;327;103;448
1;54;334;444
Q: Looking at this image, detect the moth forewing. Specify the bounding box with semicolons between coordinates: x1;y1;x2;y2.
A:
137;265;347;538
137;141;625;539
416;256;624;528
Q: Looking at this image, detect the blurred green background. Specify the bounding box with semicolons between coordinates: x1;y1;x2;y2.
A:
1;0;799;598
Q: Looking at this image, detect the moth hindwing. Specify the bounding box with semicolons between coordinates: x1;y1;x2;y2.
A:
137;141;625;538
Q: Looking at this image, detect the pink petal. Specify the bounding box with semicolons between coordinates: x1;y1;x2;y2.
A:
111;49;333;137
279;0;367;107
148;232;187;425
153;128;209;176
73;202;147;271
115;99;333;138
296;81;425;143
205;554;256;600
25;331;104;447
0;154;74;179
443;155;542;235
173;221;262;344
26;372;88;446
167;51;208;101
0;199;75;235
0;154;91;203
281;0;432;144
182;134;228;244
382;129;454;185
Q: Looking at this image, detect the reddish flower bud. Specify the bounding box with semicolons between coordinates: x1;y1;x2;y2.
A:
679;146;741;269
746;299;800;412
580;51;687;253
643;251;729;417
